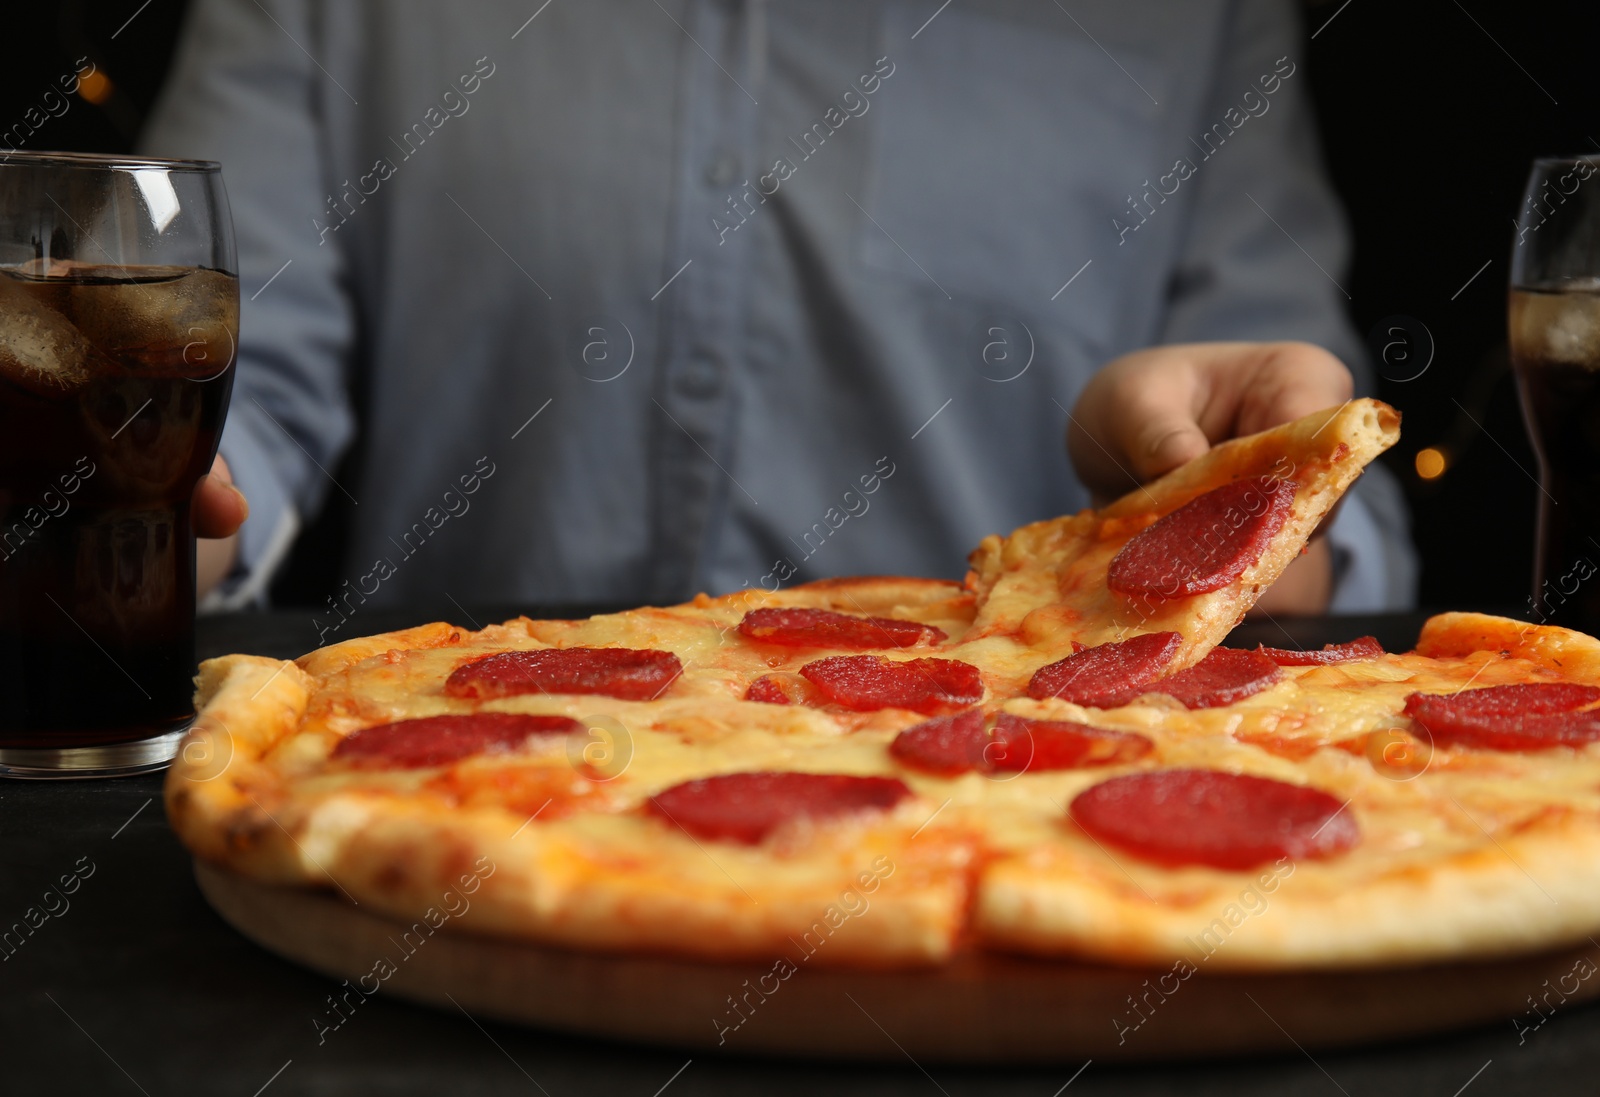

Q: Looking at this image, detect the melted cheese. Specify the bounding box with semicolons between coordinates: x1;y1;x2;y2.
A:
282;602;1600;920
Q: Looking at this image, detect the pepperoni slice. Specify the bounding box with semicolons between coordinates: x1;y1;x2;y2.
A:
1107;476;1297;600
1027;632;1181;707
1405;683;1600;751
444;647;682;701
331;713;581;769
1070;769;1359;870
746;675;794;705
1257;637;1385;666
798;655;984;714
888;709;988;776
986;714;1154;772
744;673;826;706
1404;683;1600;721
737;607;945;649
649;771;912;844
1151;648;1281;709
888;711;1153;776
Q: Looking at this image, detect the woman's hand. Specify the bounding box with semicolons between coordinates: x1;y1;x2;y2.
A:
195;454;247;597
1068;341;1353;614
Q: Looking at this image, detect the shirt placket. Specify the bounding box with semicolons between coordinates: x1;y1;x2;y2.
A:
648;0;761;601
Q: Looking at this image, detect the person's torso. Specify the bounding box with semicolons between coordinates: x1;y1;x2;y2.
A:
309;0;1234;605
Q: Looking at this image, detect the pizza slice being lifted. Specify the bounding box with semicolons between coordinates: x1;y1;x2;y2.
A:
960;398;1401;699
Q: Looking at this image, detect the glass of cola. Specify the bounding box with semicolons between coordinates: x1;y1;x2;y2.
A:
0;153;237;777
1511;155;1600;635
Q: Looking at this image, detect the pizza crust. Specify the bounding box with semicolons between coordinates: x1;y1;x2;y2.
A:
324;808;977;965
166;654;316;881
1418;611;1600;680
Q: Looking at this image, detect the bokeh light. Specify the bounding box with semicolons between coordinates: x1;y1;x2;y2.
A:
1415;447;1447;480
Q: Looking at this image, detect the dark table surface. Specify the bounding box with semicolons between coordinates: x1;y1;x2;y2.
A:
4;607;1597;1096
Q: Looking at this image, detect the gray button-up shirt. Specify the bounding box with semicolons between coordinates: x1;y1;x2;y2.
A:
144;0;1417;614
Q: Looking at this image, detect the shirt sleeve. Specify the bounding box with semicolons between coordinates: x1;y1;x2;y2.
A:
138;0;356;609
1158;0;1418;610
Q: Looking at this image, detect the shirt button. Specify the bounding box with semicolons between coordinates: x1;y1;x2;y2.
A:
704;152;739;188
678;356;722;397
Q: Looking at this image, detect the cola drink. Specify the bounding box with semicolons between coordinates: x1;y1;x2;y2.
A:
1510;281;1600;631
0;262;237;748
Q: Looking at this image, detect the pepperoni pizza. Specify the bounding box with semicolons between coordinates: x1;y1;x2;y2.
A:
168;399;1600;972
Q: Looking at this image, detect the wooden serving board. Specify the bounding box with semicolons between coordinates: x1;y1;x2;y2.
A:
197;860;1594;1063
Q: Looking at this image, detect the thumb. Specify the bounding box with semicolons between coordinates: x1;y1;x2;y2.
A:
1131;417;1210;480
194;454;249;539
1069;351;1215;503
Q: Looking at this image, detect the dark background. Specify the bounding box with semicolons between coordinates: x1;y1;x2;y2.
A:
3;0;1595;611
